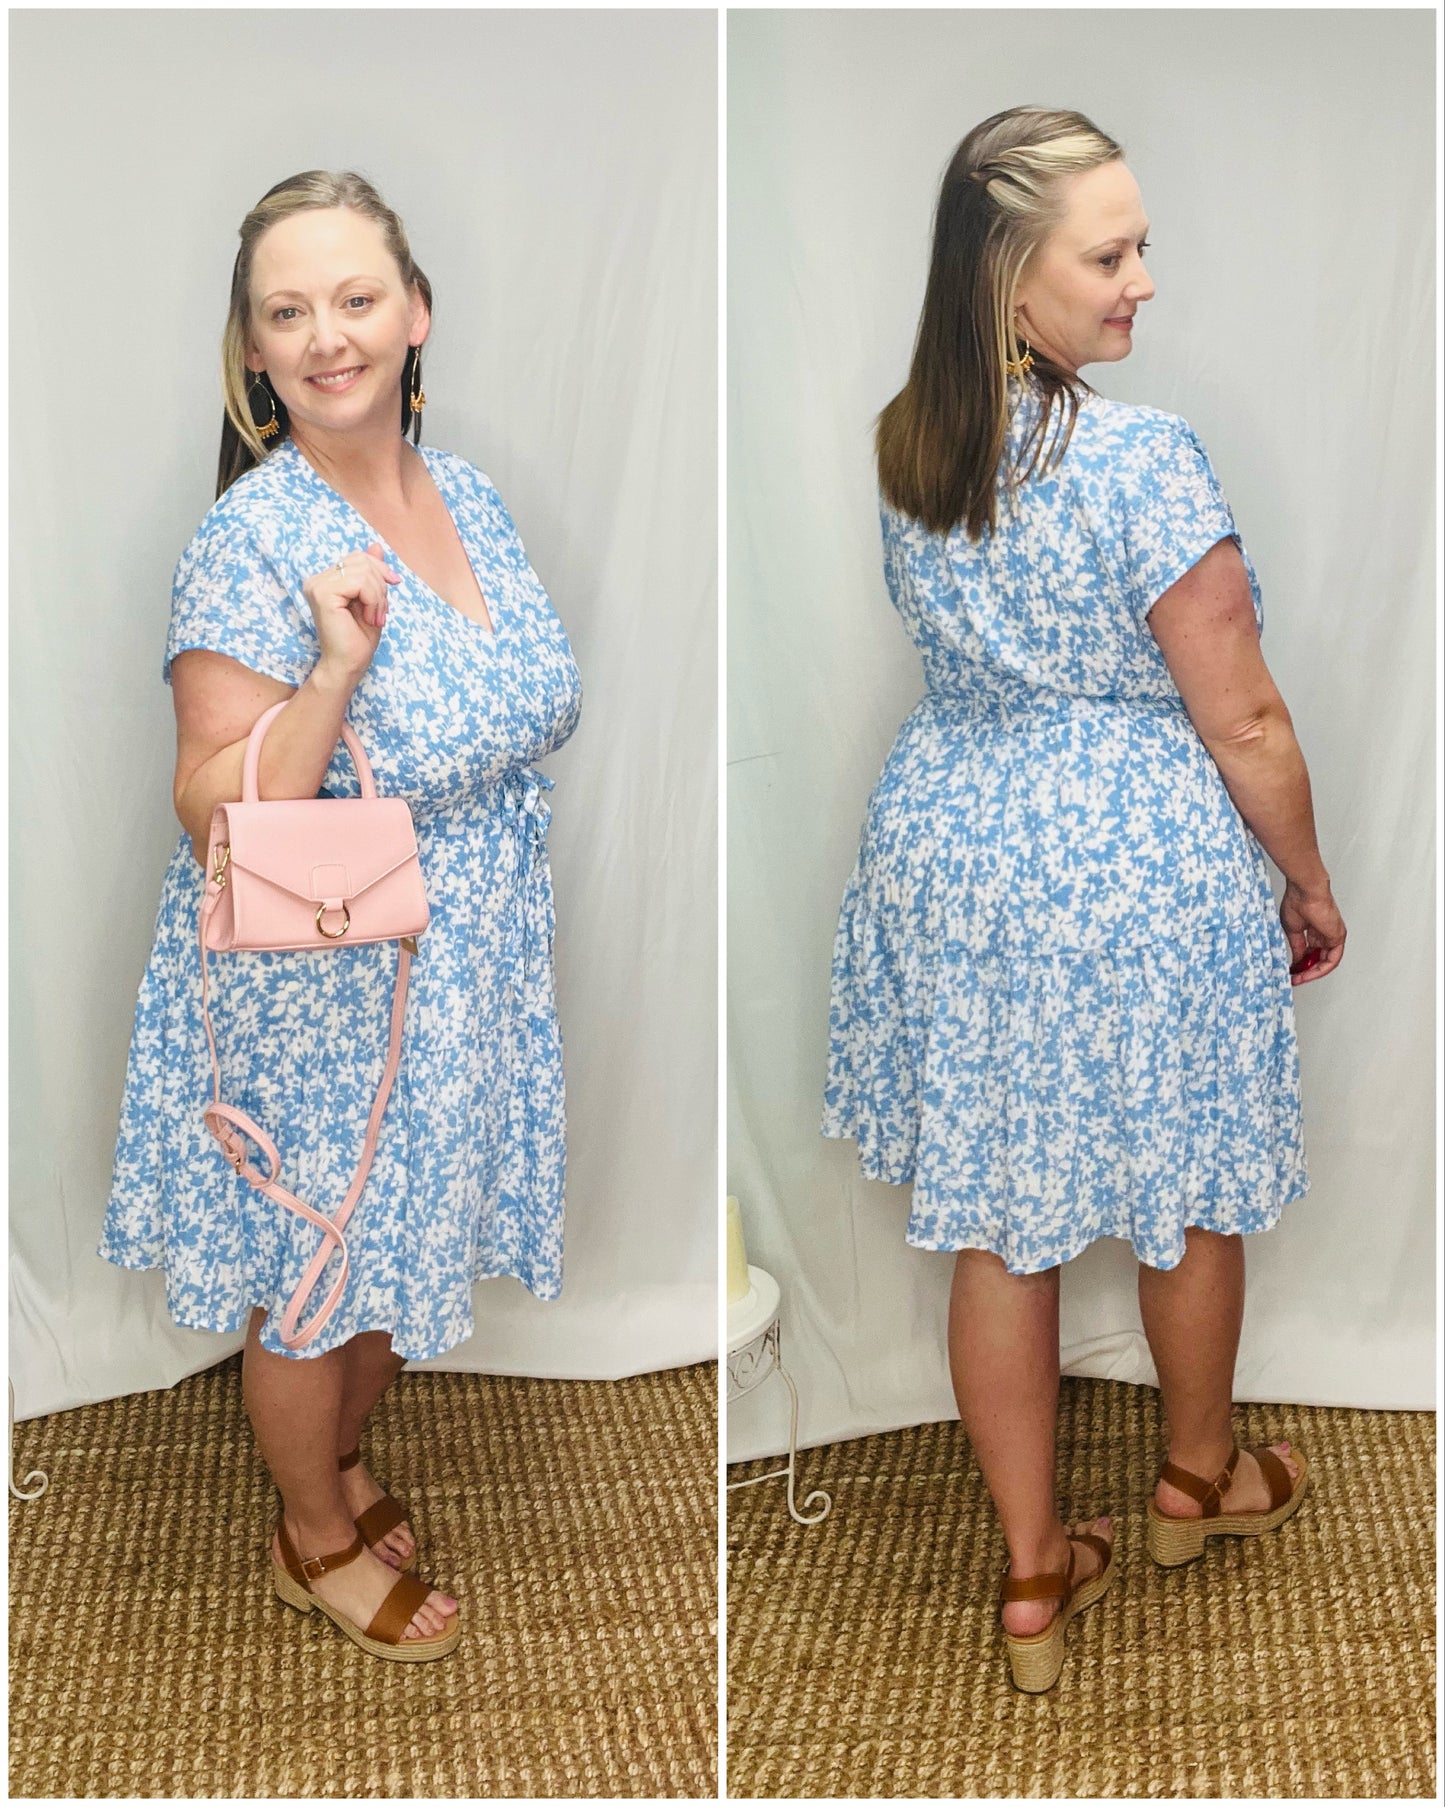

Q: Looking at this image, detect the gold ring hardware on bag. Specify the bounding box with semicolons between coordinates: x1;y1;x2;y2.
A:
213;843;231;889
316;902;351;938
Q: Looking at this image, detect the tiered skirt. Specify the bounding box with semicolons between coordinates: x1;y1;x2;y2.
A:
822;691;1309;1270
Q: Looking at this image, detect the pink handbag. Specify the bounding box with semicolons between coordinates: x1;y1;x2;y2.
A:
197;699;429;1350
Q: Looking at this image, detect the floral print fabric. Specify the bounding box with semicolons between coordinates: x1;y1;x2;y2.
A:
100;436;582;1358
823;378;1308;1271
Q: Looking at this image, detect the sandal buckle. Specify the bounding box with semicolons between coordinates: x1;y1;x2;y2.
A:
300;1553;330;1581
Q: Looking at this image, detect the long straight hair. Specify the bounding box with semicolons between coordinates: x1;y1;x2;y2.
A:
876;108;1123;541
215;170;434;499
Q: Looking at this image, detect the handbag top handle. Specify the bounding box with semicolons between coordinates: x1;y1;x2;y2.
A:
242;699;378;802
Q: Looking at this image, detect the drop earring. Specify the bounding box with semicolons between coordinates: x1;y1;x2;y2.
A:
248;369;280;441
1005;322;1034;378
407;345;427;415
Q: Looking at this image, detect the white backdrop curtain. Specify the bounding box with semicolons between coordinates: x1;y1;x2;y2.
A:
726;6;1436;1462
10;8;718;1420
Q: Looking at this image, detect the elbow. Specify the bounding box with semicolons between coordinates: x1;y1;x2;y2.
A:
1202;698;1293;754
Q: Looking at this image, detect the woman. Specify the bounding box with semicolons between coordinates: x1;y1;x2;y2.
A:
821;110;1344;1692
99;171;583;1662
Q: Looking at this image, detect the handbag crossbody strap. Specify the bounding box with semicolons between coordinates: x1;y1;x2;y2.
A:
196;886;414;1351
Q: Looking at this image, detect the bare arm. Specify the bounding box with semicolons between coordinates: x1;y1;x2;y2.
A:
1145;536;1331;898
170;537;400;866
171;651;363;866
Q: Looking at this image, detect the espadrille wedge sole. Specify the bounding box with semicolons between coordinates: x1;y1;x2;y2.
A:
339;1446;418;1573
1146;1443;1309;1568
1000;1526;1116;1694
271;1518;460;1662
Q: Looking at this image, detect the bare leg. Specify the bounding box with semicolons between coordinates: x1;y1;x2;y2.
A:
1137;1227;1300;1516
947;1250;1112;1636
334;1330;415;1567
242;1307;454;1640
336;1331;406;1455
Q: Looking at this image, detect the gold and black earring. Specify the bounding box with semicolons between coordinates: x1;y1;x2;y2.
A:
407;345;427;415
1005;324;1034;378
248;369;280;441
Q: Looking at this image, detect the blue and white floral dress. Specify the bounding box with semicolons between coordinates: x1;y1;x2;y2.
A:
99;436;583;1359
823;377;1309;1272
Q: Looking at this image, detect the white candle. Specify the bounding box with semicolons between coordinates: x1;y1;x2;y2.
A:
725;1195;751;1303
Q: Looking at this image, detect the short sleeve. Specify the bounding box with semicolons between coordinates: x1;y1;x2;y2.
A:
163;505;318;688
1117;411;1264;633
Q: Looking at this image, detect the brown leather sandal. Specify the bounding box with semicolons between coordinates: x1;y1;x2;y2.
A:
271;1518;460;1661
339;1446;417;1573
1146;1441;1309;1567
1000;1524;1116;1693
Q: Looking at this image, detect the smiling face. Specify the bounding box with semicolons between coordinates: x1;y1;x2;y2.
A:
1011;160;1155;375
243;206;429;445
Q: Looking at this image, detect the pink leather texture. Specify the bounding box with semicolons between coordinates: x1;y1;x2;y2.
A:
197;699;428;1350
204;797;428;950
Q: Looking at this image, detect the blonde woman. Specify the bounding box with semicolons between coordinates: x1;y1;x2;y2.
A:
100;171;582;1661
823;110;1343;1691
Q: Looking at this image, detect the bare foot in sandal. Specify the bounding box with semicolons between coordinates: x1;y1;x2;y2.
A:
1002;1516;1114;1637
272;1519;456;1641
1154;1441;1301;1520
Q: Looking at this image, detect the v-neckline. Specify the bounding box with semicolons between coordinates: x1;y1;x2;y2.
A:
280;437;499;640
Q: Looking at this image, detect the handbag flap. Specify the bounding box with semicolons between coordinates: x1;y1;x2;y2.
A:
221;798;421;904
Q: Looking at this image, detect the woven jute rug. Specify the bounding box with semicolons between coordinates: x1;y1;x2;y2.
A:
9;1353;718;1798
727;1377;1435;1798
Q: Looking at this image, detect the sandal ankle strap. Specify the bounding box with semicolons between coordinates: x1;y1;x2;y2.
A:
1159;1445;1241;1518
276;1516;366;1588
338;1447;362;1472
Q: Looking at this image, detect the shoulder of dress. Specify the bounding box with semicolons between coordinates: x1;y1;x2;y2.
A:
182;447;304;568
1076;399;1206;487
421;444;495;495
1102;394;1195;441
205;444;292;520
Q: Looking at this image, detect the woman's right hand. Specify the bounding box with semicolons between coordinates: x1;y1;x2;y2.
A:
1279;879;1346;985
301;541;401;680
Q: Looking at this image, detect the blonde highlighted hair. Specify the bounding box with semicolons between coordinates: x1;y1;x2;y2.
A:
876;107;1123;541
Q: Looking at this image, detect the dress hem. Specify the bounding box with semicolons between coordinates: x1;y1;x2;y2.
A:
822;1124;1311;1274
95;1244;561;1363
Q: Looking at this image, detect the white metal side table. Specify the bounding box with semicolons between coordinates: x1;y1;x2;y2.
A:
725;1264;831;1525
